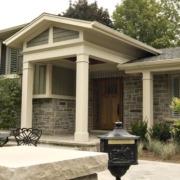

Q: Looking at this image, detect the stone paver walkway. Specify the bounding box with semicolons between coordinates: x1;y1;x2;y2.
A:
98;160;180;180
7;135;180;180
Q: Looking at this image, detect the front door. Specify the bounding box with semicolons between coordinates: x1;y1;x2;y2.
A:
93;78;123;130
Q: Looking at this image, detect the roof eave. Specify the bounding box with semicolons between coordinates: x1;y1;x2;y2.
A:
118;58;180;72
92;22;162;56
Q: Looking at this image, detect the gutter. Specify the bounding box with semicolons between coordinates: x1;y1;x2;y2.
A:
118;58;180;70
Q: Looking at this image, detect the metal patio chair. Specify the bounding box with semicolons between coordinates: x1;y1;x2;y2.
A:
0;135;9;147
13;128;42;146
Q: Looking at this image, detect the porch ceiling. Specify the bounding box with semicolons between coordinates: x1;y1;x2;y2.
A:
65;57;105;65
34;55;118;72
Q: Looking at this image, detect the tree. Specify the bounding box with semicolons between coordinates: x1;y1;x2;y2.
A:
60;0;114;28
112;0;180;48
0;76;21;129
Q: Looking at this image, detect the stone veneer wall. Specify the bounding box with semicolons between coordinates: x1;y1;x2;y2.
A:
32;73;170;136
153;74;170;123
33;99;75;135
123;74;170;129
123;74;143;129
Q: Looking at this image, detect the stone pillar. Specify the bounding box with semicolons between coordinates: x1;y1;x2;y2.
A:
21;61;34;128
142;71;153;128
74;54;89;142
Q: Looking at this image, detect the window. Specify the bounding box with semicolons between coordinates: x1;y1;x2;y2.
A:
34;65;46;94
52;66;76;96
172;75;180;117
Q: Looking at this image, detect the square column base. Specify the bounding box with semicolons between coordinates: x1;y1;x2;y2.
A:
74;132;89;142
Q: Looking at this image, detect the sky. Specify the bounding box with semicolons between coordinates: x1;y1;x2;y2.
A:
0;0;121;30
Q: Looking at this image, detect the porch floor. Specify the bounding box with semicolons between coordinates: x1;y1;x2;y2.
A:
7;131;109;152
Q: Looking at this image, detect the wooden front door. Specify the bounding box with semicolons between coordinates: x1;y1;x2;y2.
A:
93;78;123;130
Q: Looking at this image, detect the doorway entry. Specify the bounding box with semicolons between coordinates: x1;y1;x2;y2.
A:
93;78;123;130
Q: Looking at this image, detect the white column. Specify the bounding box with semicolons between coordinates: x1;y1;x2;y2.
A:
21;61;34;128
142;71;153;128
74;54;89;142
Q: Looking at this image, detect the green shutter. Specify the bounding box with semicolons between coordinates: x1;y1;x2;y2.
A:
0;44;6;74
17;55;23;75
10;48;18;73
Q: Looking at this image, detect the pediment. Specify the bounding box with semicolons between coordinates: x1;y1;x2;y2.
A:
4;13;92;49
26;27;80;48
4;13;161;59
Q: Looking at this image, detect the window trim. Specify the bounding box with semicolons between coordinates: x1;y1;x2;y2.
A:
171;75;180;117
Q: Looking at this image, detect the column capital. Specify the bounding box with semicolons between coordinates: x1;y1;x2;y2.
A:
22;61;34;70
142;71;153;80
76;53;89;63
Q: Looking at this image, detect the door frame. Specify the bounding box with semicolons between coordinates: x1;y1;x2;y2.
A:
93;77;123;130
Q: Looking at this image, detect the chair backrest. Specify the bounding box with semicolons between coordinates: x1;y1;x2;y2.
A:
13;128;42;146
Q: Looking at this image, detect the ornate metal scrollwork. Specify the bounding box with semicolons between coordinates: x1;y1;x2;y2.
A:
108;145;134;164
13;128;42;146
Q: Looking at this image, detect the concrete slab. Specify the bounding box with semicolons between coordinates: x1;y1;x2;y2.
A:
0;146;108;180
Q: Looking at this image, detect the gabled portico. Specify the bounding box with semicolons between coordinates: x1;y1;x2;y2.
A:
4;13;161;141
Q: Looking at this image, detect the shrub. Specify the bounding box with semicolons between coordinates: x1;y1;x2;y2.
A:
138;141;144;156
161;143;176;160
147;140;177;160
171;120;180;144
169;97;180;112
0;76;21;129
147;139;162;155
149;122;171;142
130;120;148;143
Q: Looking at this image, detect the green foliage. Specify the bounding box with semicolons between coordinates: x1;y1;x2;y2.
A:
147;140;176;160
171;120;180;144
130;120;148;143
169;97;180;113
0;76;21;129
149;122;171;142
112;0;180;48
147;139;163;154
60;0;114;28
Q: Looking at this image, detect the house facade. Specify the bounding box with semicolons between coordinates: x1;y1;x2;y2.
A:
0;13;179;142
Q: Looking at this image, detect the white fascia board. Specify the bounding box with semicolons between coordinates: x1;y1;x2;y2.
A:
118;58;180;73
4;13;93;47
92;22;162;55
